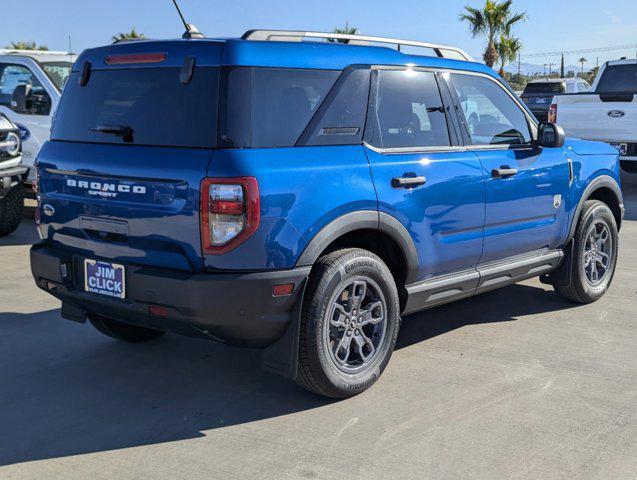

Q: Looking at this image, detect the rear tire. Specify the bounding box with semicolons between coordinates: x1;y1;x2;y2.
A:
554;200;618;304
89;314;166;343
297;248;401;399
0;185;24;237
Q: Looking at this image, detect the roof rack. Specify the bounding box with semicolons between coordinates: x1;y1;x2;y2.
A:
0;49;73;56
241;30;473;61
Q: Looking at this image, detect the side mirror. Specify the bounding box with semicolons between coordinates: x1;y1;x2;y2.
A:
538;122;565;149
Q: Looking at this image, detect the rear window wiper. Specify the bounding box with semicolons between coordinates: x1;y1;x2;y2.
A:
90;124;134;142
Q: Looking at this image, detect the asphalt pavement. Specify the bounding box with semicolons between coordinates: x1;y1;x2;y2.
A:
1;175;636;479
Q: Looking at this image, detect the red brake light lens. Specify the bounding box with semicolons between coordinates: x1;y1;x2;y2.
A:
105;53;167;65
548;103;558;123
200;177;260;255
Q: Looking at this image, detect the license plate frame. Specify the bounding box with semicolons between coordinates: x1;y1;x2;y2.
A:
84;259;126;299
610;142;628;156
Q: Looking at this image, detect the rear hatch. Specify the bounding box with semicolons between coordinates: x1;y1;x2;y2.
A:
521;82;565;115
37;41;223;272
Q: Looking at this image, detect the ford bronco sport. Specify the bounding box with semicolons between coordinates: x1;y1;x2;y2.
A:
30;30;624;398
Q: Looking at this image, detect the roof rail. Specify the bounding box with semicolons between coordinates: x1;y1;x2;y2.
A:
0;49;73;56
241;30;473;61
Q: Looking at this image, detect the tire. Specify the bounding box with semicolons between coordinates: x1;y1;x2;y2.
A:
554;200;618;304
0;185;24;237
297;248;401;398
89;314;166;343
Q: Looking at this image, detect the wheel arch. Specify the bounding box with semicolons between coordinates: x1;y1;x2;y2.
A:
568;175;624;240
295;211;419;288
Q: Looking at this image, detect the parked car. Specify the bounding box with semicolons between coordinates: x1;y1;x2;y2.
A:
550;59;637;172
521;78;591;122
0;49;76;187
30;30;624;398
0;113;26;236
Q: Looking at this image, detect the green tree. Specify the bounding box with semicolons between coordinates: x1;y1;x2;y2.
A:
111;28;145;44
578;57;587;75
459;0;526;68
494;34;522;76
328;21;359;44
5;41;48;51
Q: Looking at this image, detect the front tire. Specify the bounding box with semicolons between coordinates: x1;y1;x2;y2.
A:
554;200;618;304
89;314;166;343
297;248;401;398
0;185;24;237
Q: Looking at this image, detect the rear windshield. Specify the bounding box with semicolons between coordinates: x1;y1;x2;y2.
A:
522;82;565;94
52;67;219;148
596;64;637;93
219;68;339;148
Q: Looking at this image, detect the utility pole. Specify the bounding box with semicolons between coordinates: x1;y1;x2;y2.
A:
518;52;521;77
548;62;554;76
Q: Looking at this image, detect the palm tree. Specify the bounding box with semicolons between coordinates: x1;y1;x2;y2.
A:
459;0;527;68
494;35;522;76
111;28;145;44
578;57;587;76
5;41;48;51
329;21;359;44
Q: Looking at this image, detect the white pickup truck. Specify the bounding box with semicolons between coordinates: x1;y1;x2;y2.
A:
550;59;637;172
0;49;76;185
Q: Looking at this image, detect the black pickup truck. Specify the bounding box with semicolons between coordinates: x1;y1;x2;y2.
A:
0;113;26;236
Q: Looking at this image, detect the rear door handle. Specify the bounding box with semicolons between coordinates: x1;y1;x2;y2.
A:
491;167;518;178
391;176;426;189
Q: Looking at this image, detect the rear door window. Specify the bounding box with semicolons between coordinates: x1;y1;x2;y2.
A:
219;68;339;148
368;69;451;149
596;64;637;92
51;67;219;148
523;83;565;94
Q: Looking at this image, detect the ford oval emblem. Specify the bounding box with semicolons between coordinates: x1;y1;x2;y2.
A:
42;204;55;217
608;110;625;118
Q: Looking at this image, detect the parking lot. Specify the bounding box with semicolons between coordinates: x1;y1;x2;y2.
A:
0;174;635;479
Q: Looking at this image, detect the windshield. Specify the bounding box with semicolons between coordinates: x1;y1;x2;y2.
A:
523;82;565;94
596;64;637;93
52;67;219;148
41;62;73;91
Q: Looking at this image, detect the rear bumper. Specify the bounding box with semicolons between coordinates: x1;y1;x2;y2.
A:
30;243;310;348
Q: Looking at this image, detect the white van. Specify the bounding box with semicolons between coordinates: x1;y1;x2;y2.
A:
0;49;76;185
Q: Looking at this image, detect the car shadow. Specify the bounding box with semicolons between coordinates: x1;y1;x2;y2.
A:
0;282;577;467
0;218;39;247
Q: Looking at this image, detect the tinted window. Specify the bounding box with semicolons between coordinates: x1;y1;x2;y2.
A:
370;70;450;149
52;67;219;148
523;82;565;94
451;73;531;146
0;63;51;115
300;68;370;146
219;68;339;148
596;64;637;92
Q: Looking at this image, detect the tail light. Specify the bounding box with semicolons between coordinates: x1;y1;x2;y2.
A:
548;103;558;123
200;177;260;255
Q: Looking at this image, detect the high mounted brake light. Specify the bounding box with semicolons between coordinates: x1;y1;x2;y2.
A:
200;177;260;255
105;53;167;65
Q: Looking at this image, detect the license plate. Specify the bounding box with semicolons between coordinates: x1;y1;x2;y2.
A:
84;259;125;299
610;142;628;155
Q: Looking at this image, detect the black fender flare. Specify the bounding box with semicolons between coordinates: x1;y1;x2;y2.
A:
567;175;624;240
295;210;419;285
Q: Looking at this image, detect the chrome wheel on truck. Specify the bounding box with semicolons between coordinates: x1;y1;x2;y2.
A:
297;248;400;398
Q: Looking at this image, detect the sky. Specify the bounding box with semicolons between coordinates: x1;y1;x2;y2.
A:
2;0;637;70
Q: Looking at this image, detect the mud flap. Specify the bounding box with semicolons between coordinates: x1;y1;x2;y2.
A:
541;239;574;287
260;277;308;379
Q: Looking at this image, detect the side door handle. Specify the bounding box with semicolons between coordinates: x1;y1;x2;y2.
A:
491;166;518;178
391;175;426;189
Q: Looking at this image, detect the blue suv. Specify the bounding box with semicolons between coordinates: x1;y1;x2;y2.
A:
30;30;624;398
